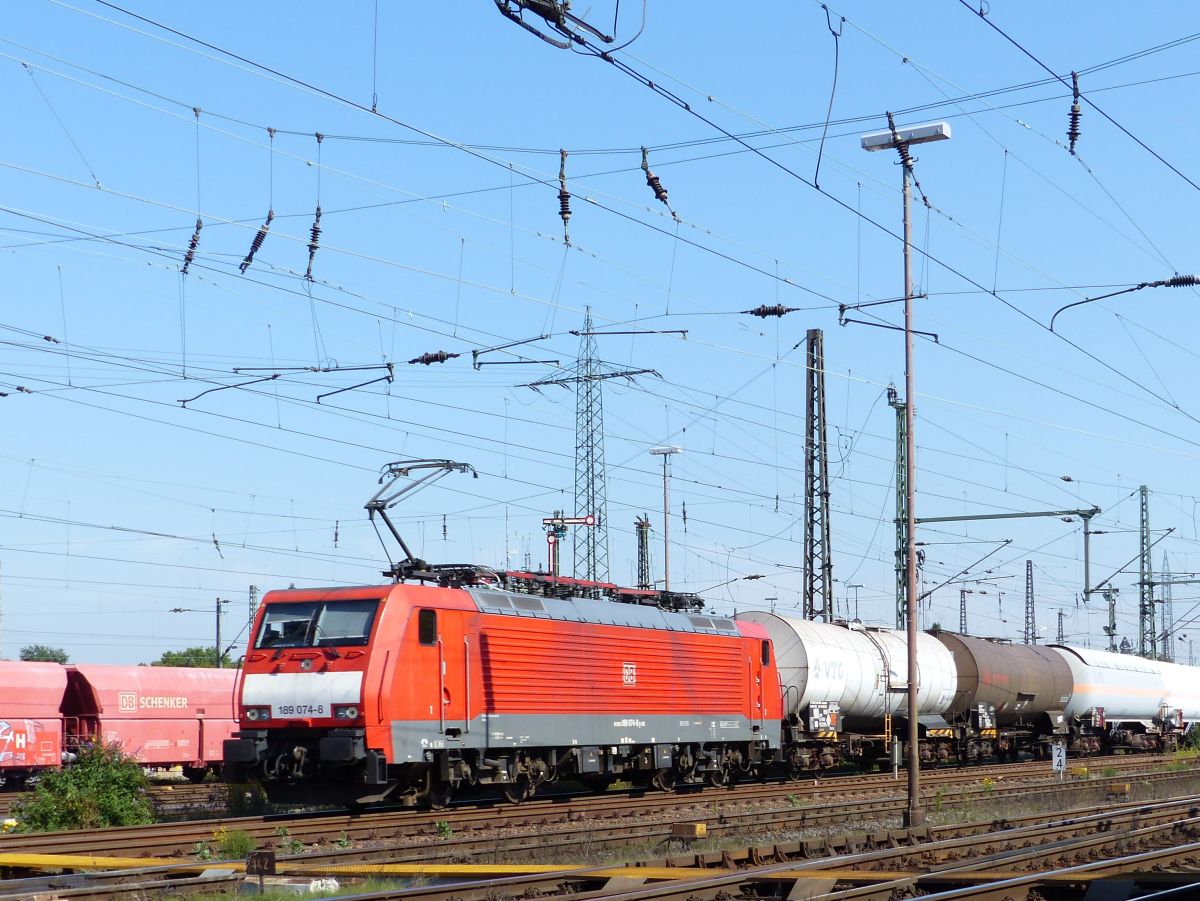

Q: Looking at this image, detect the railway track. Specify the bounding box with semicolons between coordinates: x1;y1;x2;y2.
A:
0;753;1188;862
2;767;1199;900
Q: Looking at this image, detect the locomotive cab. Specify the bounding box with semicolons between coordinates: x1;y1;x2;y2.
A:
223;586;393;799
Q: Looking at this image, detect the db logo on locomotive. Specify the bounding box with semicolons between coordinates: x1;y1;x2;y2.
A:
622;663;637;686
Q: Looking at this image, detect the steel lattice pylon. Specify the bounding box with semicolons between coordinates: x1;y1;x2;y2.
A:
523;309;659;589
1024;559;1036;644
1160;551;1174;663
888;386;909;628
573;311;610;585
802;329;833;622
1138;484;1155;659
635;515;652;590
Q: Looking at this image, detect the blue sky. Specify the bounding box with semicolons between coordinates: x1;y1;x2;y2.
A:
3;1;1200;663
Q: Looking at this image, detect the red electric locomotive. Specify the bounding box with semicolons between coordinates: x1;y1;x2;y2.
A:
224;569;783;805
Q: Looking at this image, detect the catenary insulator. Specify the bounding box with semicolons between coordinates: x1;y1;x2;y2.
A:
239;209;274;273
885;112;915;171
1067;72;1082;155
1165;274;1200;288
408;350;460;366
182;218;203;275
641;146;670;208
558;149;571;246
305;206;322;281
744;304;796;318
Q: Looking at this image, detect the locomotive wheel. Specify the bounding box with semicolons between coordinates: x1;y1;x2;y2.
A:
504;774;533;804
415;771;454;810
426;780;454;810
651;768;676;792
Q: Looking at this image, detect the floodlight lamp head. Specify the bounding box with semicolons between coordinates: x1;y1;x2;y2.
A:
861;121;952;152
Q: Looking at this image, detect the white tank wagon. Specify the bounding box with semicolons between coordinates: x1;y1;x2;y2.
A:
740;613;957;769
1160;660;1200;728
1049;644;1196;752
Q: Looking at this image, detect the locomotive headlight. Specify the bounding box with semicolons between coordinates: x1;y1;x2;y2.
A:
333;705;359;720
244;706;271;722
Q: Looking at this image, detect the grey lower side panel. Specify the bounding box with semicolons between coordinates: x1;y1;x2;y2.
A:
389;713;773;763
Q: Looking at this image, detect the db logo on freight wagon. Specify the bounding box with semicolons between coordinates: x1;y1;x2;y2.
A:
622;663;636;686
118;692;188;712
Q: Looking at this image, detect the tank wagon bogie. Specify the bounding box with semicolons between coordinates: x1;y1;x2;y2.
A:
225;583;783;805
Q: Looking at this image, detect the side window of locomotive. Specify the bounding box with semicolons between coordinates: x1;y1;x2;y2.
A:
418;609;438;646
761;640;771;666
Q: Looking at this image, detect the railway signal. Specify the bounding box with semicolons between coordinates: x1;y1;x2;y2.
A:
543;512;595;575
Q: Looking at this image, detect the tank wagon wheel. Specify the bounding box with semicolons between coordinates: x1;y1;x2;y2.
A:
650;768;676;792
182;766;210;784
503;773;534;804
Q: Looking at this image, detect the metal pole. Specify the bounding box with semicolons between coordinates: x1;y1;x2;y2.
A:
1083;514;1091;610
215;597;222;669
902;161;923;828
662;454;671;592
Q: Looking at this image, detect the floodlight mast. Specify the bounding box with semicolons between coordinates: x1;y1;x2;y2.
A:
860;119;951;830
366;459;476;581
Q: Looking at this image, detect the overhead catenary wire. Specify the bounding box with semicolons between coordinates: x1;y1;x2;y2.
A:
956;0;1200;194
11;3;1200;633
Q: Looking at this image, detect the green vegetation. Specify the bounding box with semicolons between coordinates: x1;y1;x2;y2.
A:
436;820;453;839
226;782;268;817
150;646;233;668
19;644;68;663
214;826;257;858
274;826;305;855
1102;766;1118;778
1166;750;1197;772
333;830;353;849
13;742;153;831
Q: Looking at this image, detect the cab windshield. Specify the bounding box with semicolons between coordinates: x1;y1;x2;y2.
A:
255;598;380;649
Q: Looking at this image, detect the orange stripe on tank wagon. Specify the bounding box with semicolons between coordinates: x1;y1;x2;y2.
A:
1070;684;1165;697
